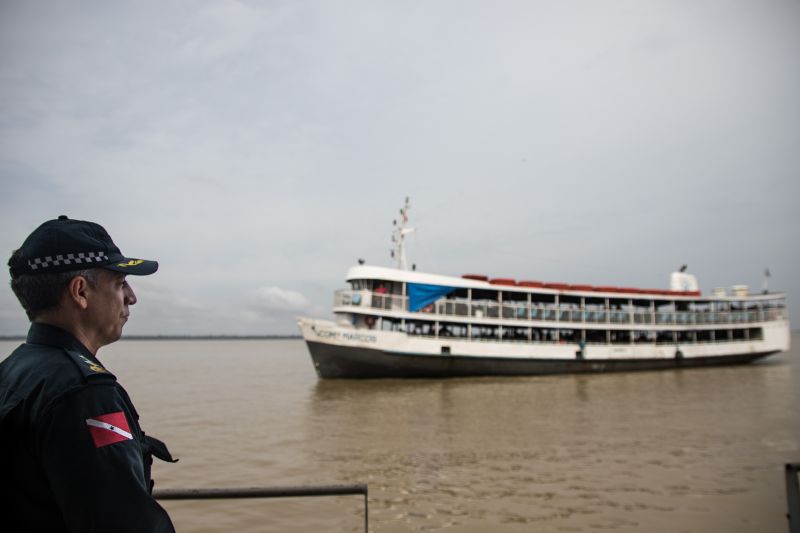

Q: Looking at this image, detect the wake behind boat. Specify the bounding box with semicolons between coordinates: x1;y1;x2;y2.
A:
297;199;790;379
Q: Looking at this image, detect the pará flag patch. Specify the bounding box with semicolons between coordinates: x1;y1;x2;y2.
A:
86;411;133;448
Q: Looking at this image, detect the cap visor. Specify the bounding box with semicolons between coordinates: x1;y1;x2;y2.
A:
103;258;159;276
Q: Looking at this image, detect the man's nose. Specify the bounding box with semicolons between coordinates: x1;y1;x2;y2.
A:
125;284;137;305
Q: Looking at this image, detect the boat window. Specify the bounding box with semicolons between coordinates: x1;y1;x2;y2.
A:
450;288;469;300
610;331;631;344
584;296;605;307
371;291;394;310
765;299;786;309
531;293;556;305
438;322;467;338
560;295;581;306
470;325;497;339
472;289;498;301
502;290;527;303
559;329;578;343
503;327;529;340
373;280;400;295
380;318;401;332
404;320;434;336
655;331;674;344
585;330;605;343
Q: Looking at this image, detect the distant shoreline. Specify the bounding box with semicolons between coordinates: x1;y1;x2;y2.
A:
0;335;302;341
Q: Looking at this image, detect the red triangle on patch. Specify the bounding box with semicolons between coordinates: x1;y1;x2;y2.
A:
86;411;133;448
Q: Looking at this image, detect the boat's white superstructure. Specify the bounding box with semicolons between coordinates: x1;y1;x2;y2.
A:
298;200;790;379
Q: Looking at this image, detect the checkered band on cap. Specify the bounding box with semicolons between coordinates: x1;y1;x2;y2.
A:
28;251;109;271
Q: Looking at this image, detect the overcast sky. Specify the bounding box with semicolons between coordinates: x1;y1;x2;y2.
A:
1;0;798;336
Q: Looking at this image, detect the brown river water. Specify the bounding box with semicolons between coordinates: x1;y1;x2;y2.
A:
2;335;798;532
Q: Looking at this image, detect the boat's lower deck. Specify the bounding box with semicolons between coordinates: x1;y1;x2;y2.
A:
297;317;789;378
306;340;777;379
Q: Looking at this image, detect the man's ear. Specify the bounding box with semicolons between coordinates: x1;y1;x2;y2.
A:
65;275;91;310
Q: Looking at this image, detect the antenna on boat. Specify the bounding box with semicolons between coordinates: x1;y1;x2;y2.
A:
391;197;415;270
763;267;771;294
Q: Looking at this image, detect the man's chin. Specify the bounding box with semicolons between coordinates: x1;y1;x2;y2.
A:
103;328;124;346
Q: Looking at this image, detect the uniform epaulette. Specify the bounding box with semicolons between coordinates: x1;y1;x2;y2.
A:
63;349;117;381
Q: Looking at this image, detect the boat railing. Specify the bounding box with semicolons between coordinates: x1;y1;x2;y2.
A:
787;463;800;533
402;328;761;345
336;290;405;311
334;290;786;326
153;484;369;532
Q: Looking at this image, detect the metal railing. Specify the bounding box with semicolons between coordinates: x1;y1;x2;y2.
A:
788;464;800;533
334;290;787;326
154;484;369;532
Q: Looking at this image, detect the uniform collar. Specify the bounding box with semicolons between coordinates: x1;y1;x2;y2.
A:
27;322;94;358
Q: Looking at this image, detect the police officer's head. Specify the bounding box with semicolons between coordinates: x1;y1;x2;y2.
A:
8;216;158;339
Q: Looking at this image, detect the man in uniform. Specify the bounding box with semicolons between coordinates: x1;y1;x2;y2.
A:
0;216;177;532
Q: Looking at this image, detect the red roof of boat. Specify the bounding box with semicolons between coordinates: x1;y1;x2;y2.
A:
593;286;619;293
459;274;701;297
489;278;517;286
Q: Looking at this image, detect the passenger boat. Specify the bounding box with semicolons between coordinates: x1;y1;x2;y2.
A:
297;199;791;379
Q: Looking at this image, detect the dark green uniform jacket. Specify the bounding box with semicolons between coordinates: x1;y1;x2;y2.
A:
0;323;176;532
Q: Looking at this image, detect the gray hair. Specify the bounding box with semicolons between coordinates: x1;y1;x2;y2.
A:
9;249;100;321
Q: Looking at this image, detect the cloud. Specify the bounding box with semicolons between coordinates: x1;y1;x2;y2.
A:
253;286;311;312
239;286;326;332
0;0;798;334
176;1;272;63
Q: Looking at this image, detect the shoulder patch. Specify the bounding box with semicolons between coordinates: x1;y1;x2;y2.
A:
86;411;133;448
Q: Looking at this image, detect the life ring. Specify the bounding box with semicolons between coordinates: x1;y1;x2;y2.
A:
365;316;376;327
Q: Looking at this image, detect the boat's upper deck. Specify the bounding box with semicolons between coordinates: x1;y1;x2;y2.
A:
344;265;785;303
335;265;788;335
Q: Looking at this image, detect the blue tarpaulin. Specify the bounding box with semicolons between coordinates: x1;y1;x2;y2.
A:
408;283;455;312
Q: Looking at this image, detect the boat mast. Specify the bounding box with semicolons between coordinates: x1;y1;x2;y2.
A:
391;197;415;270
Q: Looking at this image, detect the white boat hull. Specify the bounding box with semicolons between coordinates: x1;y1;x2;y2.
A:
298;317;789;379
